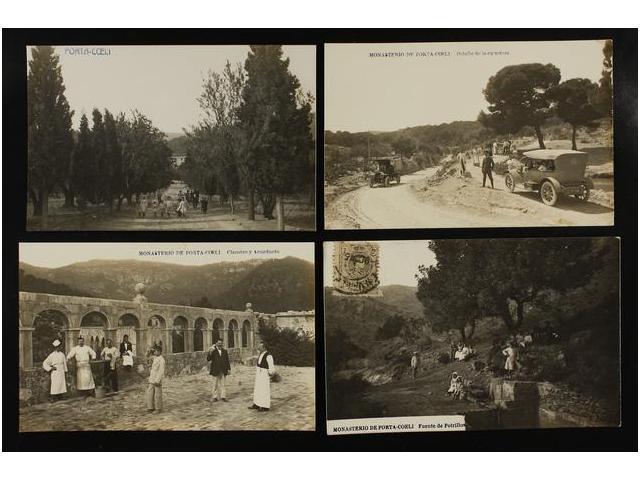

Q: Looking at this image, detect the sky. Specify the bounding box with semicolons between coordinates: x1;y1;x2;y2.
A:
20;242;314;268
323;241;435;287
27;45;316;133
325;40;609;132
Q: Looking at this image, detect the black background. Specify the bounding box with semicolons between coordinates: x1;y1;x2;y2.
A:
2;28;637;451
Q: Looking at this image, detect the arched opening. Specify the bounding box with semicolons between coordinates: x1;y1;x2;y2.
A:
242;320;251;348
118;313;139;355
172;316;188;353
228;319;238;349
212;318;223;345
33;309;69;365
194;317;207;352
80;311;108;354
147;315;166;354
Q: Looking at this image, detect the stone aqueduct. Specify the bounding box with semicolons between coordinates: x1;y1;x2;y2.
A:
18;291;263;369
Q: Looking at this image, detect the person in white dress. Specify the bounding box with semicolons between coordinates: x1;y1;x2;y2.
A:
42;339;68;401
502;342;518;378
67;336;97;395
249;341;275;412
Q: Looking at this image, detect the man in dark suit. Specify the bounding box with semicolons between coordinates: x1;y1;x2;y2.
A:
207;339;231;402
119;335;134;370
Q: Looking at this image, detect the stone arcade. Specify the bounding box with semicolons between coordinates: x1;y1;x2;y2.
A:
19;285;270;404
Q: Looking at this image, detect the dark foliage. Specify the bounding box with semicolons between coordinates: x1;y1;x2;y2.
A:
258;320;314;367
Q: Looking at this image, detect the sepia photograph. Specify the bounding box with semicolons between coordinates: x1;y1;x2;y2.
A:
324;239;620;434
18;242;315;431
324;41;614;229
27;45;316;231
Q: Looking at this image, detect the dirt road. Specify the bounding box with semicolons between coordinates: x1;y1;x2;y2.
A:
325;163;614;229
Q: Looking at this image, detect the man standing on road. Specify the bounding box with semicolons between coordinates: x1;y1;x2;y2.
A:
482;149;495;189
101;338;120;393
67;336;97;396
146;345;165;413
410;351;419;381
207;339;231;402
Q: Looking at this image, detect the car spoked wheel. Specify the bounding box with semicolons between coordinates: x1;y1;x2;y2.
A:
575;184;590;201
540;180;558;206
505;174;515;193
384;177;390;188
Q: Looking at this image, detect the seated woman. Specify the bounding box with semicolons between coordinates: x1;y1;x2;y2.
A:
447;372;466;400
454;344;465;361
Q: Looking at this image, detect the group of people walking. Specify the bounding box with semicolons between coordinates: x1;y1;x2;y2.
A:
42;335;276;414
135;188;209;219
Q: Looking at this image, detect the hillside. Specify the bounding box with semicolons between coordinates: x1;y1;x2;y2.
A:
18;257;314;313
324;284;425;354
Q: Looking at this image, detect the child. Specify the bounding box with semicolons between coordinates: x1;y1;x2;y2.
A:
146;345;165;413
447;372;461;398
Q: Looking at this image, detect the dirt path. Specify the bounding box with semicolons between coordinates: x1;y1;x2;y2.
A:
325;163;614;229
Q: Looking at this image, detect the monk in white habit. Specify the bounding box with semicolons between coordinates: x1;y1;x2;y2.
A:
67;336;97;394
42;339;68;401
249;341;275;412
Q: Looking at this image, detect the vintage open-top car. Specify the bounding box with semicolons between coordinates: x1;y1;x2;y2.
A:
368;158;401;188
504;149;594;206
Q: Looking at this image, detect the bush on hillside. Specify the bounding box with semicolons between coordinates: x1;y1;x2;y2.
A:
258;320;314;367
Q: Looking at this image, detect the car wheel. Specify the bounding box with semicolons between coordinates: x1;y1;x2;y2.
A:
574;184;590;201
384;177;390;188
540;180;558;206
505;174;515;193
369;178;374;188
396;175;401;184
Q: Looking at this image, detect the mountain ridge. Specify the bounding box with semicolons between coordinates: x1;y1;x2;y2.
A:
19;256;313;314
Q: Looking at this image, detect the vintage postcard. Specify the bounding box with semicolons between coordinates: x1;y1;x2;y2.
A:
324;41;614;229
18;242;315;431
26;45;316;231
324;239;620;434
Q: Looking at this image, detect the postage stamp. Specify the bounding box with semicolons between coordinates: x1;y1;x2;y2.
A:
332;242;380;296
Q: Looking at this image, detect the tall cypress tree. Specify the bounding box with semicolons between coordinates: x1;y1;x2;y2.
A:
72;113;93;209
27;46;74;221
103;109;122;211
238;45;313;225
90;109;106;204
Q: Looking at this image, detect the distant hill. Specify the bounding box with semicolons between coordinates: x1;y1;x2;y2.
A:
324;284;425;352
19;257;314;314
380;285;423;319
19;269;94;298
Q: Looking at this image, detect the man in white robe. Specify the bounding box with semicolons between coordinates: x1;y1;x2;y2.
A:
249;341;275;412
42;339;68;401
67;336;97;394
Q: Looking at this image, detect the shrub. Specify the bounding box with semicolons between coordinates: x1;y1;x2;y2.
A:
375;314;405;340
258;320;314;367
437;352;450;364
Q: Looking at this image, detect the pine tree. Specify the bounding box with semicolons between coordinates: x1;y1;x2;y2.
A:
479;63;561;149
27;46;74;223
